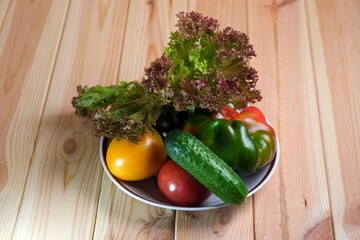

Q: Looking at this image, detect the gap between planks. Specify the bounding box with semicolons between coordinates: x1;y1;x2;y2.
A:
91;0;131;238
305;0;348;239
11;1;74;237
0;0;71;238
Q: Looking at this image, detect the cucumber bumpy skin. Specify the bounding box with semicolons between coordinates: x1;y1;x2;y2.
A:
164;129;248;205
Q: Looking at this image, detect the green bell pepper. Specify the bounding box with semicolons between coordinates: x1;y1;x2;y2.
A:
183;106;277;176
182;114;211;139
201;119;259;176
232;106;277;171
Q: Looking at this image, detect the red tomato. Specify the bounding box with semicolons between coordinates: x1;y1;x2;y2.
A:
158;160;211;206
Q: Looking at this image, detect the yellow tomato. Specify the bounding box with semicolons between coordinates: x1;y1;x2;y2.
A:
106;131;167;181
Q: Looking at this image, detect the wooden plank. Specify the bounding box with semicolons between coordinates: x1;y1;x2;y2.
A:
175;202;254;239
188;0;248;30
0;0;11;31
118;0;185;81
12;0;129;239
0;0;70;239
94;177;175;240
309;0;360;238
247;0;282;239
93;1;187;239
304;0;345;238
175;1;255;239
255;0;333;239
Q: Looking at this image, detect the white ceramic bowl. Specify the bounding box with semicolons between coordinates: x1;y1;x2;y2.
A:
100;127;280;211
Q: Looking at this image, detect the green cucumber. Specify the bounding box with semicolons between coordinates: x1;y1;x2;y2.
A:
164;129;248;205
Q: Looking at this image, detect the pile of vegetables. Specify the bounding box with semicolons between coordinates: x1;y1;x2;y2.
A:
72;12;277;207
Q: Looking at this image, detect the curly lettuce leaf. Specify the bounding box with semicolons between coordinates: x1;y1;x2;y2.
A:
72;82;164;143
73;11;262;143
143;11;262;111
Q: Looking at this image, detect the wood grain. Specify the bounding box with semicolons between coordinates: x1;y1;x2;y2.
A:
94;177;175;240
93;1;186;239
1;0;359;238
0;0;70;238
175;1;255;239
247;0;283;238
176;202;254;239
118;0;186;82
311;0;360;239
262;0;333;239
0;0;11;31
305;0;345;239
12;0;129;239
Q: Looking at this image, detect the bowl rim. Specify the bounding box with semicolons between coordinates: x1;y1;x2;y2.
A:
99;127;280;211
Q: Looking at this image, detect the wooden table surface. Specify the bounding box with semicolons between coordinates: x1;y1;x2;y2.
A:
0;0;359;239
